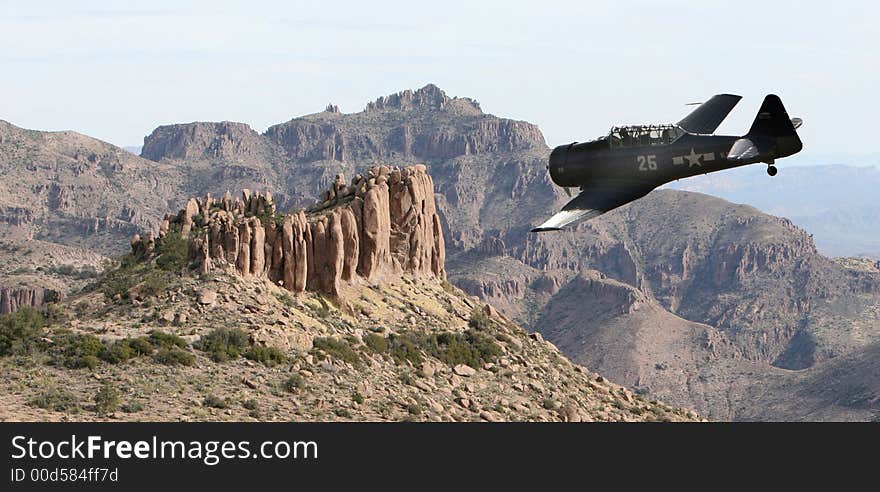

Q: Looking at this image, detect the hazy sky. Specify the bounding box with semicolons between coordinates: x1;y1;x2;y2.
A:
2;0;877;165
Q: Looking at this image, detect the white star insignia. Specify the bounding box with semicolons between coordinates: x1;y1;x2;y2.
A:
684;148;702;167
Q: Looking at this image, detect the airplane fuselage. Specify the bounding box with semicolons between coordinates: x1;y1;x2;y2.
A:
549;134;753;191
531;94;803;232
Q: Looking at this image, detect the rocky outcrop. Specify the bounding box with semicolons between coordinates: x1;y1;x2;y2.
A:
0;287;61;314
141;121;264;162
260;84;546;164
137;165;445;296
365;84;455;112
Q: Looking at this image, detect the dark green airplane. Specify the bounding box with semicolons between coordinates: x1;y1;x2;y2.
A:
532;94;803;232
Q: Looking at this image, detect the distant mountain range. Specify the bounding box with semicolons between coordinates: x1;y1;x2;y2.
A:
665;164;880;259
2;84;879;420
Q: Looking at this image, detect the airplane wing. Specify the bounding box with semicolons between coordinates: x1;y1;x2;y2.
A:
531;182;654;232
677;94;742;134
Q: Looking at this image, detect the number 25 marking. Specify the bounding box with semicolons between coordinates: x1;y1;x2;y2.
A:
637;155;657;171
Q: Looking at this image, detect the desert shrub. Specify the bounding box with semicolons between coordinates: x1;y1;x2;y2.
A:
276;293;296;308
0;307;47;356
244;346;286;366
310;298;331;318
242;399;259;411
99;340;135;364
43;303;68;325
363;333;389;353
51;332;105;369
406;403;422;415
80;355;101;370
428;329;501;368
283;374;305;393
139;272;169;298
311;337;361;366
121;401;145;413
98;336;157;364
387;333;425;366
49;264;100;279
203;395;228;409
198;327;250;362
28;387;80;412
148;330;187;349
353;393;365;405
152;347;195;366
363;331;425;366
94;384;120;415
468;307;492;331
155;228;189;271
126;336;154;355
101;268;137;301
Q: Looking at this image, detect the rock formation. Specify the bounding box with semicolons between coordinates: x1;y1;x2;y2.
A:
141;121;264;162
0;286;61;314
135;165;445;296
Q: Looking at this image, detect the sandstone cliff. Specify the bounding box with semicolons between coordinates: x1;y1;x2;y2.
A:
135;165;445;296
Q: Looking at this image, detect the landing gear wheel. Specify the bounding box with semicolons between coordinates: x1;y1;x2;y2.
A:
767;165;778;176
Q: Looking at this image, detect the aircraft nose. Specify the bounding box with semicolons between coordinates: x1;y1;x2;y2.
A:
548;144;570;185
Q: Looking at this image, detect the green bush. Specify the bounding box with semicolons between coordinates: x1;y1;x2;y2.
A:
387;333;424;366
100;340;135;364
126;337;154;355
148;330;187;349
429;329;501;368
363;333;388;353
276;293;296;308
101;267;137;301
121;401;145;413
155;229;189;271
283;374;305;393
94;384;120;415
28;387;80;413
198;328;250;362
468;307;492;331
139;272;169;298
87;336;157;365
52;333;105;369
244;346;286;366
202;395;228;409
242;399;259;411
80;355;101;370
0;307;46;356
441;280;456;294
311;337;361;366
152;347;195;366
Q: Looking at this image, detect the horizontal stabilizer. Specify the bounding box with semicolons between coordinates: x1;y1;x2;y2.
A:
531;182;655;232
727;138;763;162
678;94;742;134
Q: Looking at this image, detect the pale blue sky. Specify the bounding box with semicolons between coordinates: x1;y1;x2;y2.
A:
1;0;877;165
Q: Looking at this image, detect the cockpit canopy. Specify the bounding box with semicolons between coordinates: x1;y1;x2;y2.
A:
608;124;685;148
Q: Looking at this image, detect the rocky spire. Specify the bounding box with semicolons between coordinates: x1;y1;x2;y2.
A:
136;164;446;296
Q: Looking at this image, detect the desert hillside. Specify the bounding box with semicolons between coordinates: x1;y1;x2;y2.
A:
0;165;696;422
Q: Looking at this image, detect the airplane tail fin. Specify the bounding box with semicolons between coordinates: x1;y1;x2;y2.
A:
746;94;802;158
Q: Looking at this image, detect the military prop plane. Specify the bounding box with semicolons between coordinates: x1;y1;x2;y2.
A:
532;94;803;232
